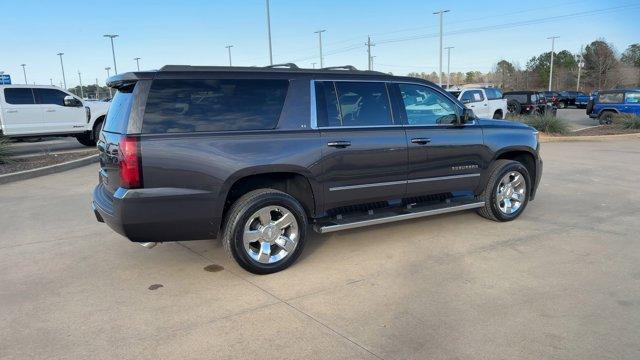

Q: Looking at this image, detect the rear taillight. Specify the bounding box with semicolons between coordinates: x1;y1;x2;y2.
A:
119;136;141;189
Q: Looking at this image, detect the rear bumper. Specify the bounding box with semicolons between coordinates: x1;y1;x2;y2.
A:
92;184;221;242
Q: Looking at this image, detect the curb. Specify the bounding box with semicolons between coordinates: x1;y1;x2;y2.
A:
540;133;640;143
0;154;99;185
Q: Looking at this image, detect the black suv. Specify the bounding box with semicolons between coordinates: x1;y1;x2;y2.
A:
92;65;542;274
504;91;551;115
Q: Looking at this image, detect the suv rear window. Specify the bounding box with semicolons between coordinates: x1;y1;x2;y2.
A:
504;94;529;103
3;88;35;104
103;90;134;134
315;81;393;127
142;79;289;133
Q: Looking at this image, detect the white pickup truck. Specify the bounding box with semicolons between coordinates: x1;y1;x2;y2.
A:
0;85;109;146
449;87;508;119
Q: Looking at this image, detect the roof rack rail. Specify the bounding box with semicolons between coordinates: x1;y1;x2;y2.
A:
264;63;300;69
321;65;358;71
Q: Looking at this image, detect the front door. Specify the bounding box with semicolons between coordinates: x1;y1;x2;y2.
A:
1;87;43;135
34;88;85;134
314;80;407;211
395;83;485;198
624;91;640;116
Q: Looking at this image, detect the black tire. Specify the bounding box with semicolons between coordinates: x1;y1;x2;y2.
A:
492;111;503;119
586;99;594;115
507;99;521;114
477;159;531;222
222;189;308;274
75;133;95;146
598;111;614;125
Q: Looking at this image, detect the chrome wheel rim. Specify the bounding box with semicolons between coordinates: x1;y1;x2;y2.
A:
243;206;299;264
495;171;526;215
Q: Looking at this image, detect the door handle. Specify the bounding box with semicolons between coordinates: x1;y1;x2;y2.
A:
327;141;351;148
411;138;431;145
46;109;56;112
6;110;18;113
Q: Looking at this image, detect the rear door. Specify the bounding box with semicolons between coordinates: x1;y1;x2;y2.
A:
0;87;42;135
460;89;489;118
623;91;640;116
395;82;484;197
34;88;86;134
314;80;407;210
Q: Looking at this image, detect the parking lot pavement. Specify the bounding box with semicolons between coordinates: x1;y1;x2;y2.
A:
557;108;596;131
7;137;89;157
1;139;639;359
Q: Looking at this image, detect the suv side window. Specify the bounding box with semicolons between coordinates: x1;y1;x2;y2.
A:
599;92;624;103
34;88;68;106
142;79;289;133
398;83;459;125
314;81;341;127
332;81;393;126
625;91;640;104
3;88;36;104
460;90;484;103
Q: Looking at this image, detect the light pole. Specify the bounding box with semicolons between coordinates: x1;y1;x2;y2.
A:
225;45;234;66
103;34;119;74
134;57;141;71
50;78;53;86
20;64;27;84
547;36;559;91
95;78;99;99
266;0;273;65
105;67;112;97
445;46;454;89
57;53;67;89
433;9;450;87
314;30;326;68
311;62;316;69
78;71;84;98
576;50;584;92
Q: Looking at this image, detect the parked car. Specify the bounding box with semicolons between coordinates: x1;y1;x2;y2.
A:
0;85;109;146
588;89;640;124
575;91;591;108
448;88;508;119
542;91;560;108
92;64;543;274
504;91;551;115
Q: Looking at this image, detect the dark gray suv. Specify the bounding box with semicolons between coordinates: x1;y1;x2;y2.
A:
92;64;542;274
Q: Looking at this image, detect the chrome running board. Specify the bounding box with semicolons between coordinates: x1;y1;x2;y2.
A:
315;201;485;234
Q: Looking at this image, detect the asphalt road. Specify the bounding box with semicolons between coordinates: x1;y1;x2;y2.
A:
1;139;639;359
556;108;596;131
7;137;89;157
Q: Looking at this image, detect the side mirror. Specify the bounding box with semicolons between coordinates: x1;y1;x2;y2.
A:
459;108;474;124
64;95;82;107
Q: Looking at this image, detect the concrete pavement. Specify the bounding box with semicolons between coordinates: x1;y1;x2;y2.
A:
1;139;639;359
7;137;89;157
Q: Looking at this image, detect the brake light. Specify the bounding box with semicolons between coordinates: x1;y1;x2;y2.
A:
119;136;141;189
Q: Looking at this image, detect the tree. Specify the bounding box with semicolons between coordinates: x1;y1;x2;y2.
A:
621;44;640;67
495;60;515;88
583;39;618;89
526;50;577;89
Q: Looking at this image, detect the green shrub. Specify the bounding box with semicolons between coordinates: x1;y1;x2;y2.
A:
0;136;12;164
611;114;640;129
508;114;569;135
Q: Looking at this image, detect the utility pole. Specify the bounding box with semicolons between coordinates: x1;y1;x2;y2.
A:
225;45;234;66
266;0;273;65
57;53;67;89
103;34;119;74
311;62;316;69
20;64;27;84
78;71;84;98
433;9;450;87
95;78;99;99
134;57;141;71
50;78;53;86
105;67;112;97
576;47;584;92
370;56;376;71
366;36;375;71
547;36;559;91
445;46;454;89
314;30;326;68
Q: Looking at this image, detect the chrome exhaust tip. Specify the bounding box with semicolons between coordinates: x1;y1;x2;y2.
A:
139;242;158;249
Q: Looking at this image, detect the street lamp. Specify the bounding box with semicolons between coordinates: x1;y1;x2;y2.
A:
575;51;585;92
314;30;326;68
103;34;119;74
445;46;454;89
78;70;84;98
134;57;141;71
547;36;559;91
266;0;273;65
105;67;112;97
57;53;67;89
20;64;27;84
433;9;450;87
225;45;234;67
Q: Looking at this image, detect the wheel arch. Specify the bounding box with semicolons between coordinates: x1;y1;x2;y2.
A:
493;148;538;196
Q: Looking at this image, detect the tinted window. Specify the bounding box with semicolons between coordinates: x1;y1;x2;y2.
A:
3;88;35;104
103;90;134;134
504;94;529;103
399;83;458;125
625;92;640;104
449;91;461;98
34;88;69;106
598;92;624;104
332;82;392;126
485;88;502;100
143;79;289;133
461;90;484;103
315;81;341;127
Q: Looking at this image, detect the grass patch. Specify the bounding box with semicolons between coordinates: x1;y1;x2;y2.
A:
508;114;569;135
0;136;12;164
611;113;640;129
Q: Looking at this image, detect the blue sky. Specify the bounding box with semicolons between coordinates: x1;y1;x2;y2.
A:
1;0;638;87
